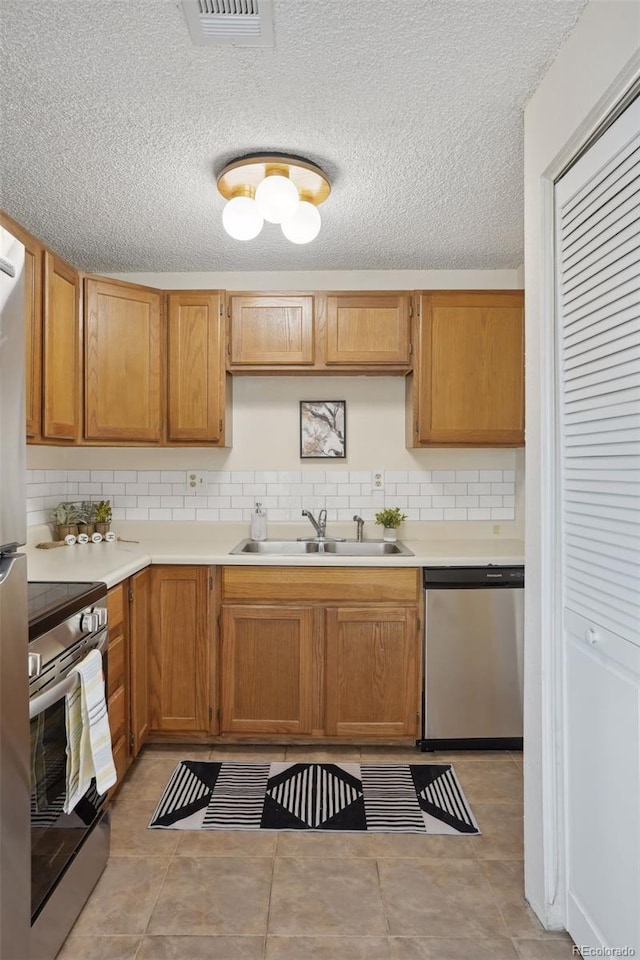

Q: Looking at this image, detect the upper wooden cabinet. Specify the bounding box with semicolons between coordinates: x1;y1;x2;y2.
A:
227;291;412;372
43;251;81;441
167;291;227;444
228;294;314;366
84;278;163;442
408;290;524;446
324;293;411;367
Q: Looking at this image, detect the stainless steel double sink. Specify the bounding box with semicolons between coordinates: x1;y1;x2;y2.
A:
229;539;414;557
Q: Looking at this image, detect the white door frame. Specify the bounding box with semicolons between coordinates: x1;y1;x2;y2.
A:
533;53;640;928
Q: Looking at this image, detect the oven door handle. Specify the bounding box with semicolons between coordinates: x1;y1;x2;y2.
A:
29;629;109;720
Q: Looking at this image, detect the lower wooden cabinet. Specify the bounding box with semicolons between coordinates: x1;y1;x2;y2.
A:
106;569;150;795
325;606;420;738
221;605;314;735
220;567;422;741
149;566;212;734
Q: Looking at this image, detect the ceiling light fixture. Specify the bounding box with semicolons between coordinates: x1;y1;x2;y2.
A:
217;153;330;244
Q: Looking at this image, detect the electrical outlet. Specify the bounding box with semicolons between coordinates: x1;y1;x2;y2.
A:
373;470;384;490
187;471;207;496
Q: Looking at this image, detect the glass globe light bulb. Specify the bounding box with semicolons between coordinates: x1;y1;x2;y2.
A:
255;174;299;224
222;196;263;241
281;201;321;244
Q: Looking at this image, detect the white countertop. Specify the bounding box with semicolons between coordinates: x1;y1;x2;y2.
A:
25;522;524;588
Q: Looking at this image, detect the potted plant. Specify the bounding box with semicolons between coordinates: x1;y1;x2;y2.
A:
374;506;408;542
50;502;80;540
94;500;112;536
77;500;96;536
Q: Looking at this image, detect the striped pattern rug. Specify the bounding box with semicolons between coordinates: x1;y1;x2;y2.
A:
149;761;480;835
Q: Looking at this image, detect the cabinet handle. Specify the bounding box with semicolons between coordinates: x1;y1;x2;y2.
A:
585;628;600;646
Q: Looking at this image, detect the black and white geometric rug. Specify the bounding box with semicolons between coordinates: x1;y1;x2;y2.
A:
149;761;480;835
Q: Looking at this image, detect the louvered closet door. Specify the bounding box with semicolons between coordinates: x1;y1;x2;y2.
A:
556;96;640;956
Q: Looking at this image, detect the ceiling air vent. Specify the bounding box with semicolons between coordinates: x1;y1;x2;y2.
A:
182;0;274;47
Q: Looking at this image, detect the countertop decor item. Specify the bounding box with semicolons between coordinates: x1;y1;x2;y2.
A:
50;502;80;540
300;400;346;458
375;506;408;542
216;153;330;244
94;500;112;537
149;760;479;835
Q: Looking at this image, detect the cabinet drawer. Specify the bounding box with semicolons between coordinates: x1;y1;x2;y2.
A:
108;685;126;745
222;566;420;603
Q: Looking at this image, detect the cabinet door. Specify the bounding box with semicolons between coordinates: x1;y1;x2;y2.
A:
107;583;130;789
84;278;163;441
413;291;524;446
325;293;410;366
167;291;225;443
43;251;80;440
228;295;314;366
221;604;313;734
129;568;150;755
325;606;420;738
149;566;210;733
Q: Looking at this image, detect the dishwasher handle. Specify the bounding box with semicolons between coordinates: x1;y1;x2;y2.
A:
424;566;524;589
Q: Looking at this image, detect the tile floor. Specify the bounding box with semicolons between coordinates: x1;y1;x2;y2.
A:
58;745;576;960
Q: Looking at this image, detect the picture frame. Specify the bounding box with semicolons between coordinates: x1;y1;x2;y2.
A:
299;400;346;459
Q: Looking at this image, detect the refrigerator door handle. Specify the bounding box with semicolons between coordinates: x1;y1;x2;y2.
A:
0;255;16;278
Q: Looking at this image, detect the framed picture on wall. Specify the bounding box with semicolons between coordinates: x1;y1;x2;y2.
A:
300;401;346;459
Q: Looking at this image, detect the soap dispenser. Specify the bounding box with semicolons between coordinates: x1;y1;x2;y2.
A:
250;502;267;541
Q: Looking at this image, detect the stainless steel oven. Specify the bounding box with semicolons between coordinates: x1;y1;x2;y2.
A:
27;581;110;960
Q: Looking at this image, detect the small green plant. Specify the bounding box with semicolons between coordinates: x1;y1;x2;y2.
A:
50;502;80;526
78;500;96;524
374;507;408;529
94;500;112;523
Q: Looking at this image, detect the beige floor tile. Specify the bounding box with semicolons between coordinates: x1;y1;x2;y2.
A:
284;745;361;761
453;760;523;804
176;829;277;857
481;862;572;940
56;936;141;960
368;833;476;860
110;798;180;857
137;744;212;761
115;759;181;802
266;936;390;959
275;831;374;858
388;937;518;959
147;856;272;936
137;935;265;959
432;751;517;762
470;803;524;860
378;858;507;938
514;941;577;959
71;857;170;935
268;857;387;935
209;746;287;761
359;747;425;763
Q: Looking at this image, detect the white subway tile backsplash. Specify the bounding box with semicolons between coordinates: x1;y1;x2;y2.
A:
26;466;517;525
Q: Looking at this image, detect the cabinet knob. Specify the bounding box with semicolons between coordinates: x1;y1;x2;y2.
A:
586;627;600;646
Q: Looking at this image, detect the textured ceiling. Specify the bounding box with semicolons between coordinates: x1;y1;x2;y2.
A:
0;0;586;272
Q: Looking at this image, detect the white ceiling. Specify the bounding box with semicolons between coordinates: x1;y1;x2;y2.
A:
0;0;586;273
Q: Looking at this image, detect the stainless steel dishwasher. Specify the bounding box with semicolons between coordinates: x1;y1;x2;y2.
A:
418;566;525;751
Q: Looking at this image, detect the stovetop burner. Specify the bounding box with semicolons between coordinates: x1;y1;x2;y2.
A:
27;581;107;642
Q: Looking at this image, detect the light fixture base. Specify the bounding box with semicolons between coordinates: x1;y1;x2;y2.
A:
217;153;330;207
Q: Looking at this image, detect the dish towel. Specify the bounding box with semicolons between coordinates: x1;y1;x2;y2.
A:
64;648;117;813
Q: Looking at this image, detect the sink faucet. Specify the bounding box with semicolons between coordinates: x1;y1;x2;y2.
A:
302;508;327;539
353;515;365;541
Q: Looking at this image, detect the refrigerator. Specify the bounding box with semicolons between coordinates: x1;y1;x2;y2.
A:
0;225;30;960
